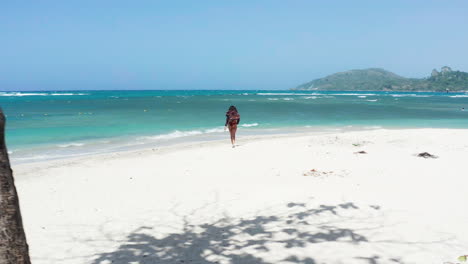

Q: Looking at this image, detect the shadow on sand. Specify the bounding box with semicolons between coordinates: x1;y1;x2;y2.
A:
92;202;402;264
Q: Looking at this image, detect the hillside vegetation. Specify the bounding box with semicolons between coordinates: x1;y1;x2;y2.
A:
294;67;468;91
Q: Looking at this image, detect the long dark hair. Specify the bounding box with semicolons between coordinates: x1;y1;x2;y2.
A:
228;105;238;113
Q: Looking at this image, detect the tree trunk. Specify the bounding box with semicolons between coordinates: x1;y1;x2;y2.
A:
0;109;31;264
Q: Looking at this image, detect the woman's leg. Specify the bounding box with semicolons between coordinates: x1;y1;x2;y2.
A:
228;125;233;145
230;125;237;146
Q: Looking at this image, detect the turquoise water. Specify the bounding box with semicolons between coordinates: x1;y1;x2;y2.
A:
1;90;467;163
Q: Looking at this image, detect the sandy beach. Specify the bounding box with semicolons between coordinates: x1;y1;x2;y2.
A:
13;128;468;264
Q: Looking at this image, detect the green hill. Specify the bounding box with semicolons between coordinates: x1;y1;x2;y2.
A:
293;67;468;91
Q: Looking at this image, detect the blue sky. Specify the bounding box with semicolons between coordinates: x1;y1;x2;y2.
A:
1;0;468;90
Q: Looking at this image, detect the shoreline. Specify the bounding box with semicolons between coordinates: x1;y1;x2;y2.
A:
5;89;468;165
10;124;468;166
12;127;340;176
9;125;366;165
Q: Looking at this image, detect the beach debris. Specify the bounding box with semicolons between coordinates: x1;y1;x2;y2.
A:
303;169;350;178
352;141;372;147
417;152;438;159
444;255;468;264
303;169;334;177
354;150;367;154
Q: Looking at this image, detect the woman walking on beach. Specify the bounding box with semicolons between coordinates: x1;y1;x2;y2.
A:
225;106;240;148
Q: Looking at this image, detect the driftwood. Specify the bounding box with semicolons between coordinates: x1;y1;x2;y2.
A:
417;152;438;159
354;151;367;154
0;109;31;264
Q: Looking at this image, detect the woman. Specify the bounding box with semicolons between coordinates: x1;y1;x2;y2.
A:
224;106;240;148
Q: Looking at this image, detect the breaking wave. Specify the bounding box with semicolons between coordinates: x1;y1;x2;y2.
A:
139;124;260;141
0;92;88;97
57;142;85;148
241;123;259;127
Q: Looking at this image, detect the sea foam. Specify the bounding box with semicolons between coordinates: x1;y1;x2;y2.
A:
139;124;259;141
0;92;88;97
141;130;204;140
257;93;311;96
241;123;259;127
0;92;48;96
57;142;85;148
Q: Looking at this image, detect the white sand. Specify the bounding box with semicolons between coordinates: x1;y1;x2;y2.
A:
13;129;468;264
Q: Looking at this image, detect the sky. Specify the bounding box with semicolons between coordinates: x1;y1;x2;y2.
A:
1;0;468;90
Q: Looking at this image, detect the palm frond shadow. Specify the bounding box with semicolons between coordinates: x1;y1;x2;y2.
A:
92;202;375;264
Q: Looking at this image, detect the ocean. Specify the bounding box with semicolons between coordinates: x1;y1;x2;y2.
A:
1;90;467;163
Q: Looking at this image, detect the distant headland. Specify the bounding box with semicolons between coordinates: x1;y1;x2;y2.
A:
293;66;468;92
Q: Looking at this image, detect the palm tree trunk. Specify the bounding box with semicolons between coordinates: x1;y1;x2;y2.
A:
0;109;31;264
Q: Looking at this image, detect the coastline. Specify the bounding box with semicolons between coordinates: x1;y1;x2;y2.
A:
12;126;348;174
4;89;468;165
11;123;468;166
7;125;379;165
13;128;468;264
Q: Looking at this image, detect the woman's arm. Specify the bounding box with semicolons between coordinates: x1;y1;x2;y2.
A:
225;115;229;126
